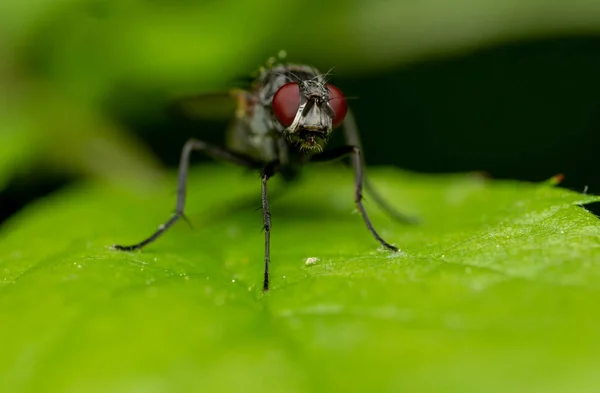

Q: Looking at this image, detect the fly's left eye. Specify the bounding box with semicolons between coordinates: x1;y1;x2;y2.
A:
272;82;301;127
327;84;347;128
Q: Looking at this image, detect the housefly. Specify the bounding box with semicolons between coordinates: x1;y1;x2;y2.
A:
113;56;415;291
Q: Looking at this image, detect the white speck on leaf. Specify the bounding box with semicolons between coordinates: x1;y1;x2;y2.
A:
305;257;320;266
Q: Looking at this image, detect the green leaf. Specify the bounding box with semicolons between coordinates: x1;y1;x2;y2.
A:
1;165;600;392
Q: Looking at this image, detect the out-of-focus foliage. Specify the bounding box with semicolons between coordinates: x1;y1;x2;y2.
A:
1;165;599;392
2;0;600;190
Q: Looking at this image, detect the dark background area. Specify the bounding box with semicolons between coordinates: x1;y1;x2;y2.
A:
3;34;598;224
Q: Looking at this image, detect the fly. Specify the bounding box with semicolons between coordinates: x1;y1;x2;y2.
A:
113;56;416;291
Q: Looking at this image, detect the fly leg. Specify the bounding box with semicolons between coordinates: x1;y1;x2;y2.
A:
341;109;418;225
312;146;398;252
261;160;278;292
112;138;260;251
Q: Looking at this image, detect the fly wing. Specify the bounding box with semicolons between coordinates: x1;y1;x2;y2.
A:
167;89;252;121
168;88;265;160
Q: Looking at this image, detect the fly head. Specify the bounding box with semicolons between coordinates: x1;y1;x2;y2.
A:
272;78;347;152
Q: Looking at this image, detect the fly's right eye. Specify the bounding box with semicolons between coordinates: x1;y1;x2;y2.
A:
272;82;301;127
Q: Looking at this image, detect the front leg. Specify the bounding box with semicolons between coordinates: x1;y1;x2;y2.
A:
261;161;279;291
113;138;260;251
312;146;398;252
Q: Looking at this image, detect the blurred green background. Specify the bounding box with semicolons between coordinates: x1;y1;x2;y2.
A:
1;0;600;224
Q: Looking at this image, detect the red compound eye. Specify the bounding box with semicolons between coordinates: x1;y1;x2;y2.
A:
327;84;347;128
272;82;301;127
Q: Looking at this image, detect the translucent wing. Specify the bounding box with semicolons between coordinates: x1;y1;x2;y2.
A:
167;89;252;121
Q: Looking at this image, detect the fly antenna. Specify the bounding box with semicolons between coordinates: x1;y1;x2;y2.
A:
319;66;336;84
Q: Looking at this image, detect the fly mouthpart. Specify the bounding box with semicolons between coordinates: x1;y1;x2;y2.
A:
298;129;327;140
294;130;327;153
